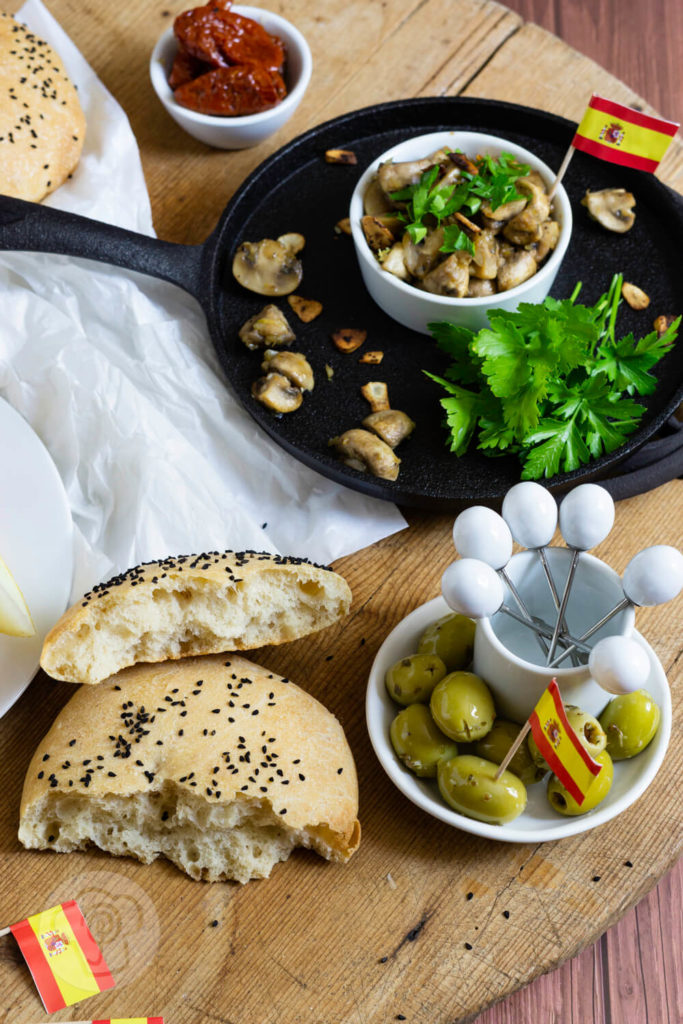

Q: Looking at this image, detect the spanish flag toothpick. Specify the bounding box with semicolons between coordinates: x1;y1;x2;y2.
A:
494;679;602;805
1;901;114;1012
548;93;679;198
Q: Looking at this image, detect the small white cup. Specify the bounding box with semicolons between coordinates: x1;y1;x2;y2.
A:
349;131;572;335
473;548;635;722
149;7;312;150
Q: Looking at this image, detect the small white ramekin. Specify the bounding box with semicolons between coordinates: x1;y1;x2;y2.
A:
349;130;572;335
150;6;312;150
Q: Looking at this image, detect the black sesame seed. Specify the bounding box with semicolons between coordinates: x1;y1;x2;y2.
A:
464;942;472;950
625;860;633;867
37;771;44;779
210;920;219;927
466;892;473;900
379;956;388;964
592;875;601;882
502;910;510;919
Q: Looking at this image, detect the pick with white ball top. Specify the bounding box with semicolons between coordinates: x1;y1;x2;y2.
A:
589;635;651;695
441;558;593;653
441;558;505;619
452;506;512;570
548;544;683;669
546;484;615;663
453;505;548;654
501;481;557;550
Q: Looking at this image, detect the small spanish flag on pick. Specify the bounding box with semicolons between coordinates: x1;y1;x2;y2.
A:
529;680;603;805
572;94;679;173
10;901;114;1012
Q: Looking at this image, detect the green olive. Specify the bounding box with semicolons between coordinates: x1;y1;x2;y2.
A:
528;704;606;770
417;613;476;671
476;720;546;785
437;754;527;824
546;749;614;815
599;690;661;760
390;704;459;777
385;653;447;705
430;671;495;742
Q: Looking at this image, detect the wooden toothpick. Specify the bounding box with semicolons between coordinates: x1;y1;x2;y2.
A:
547;144;575;200
493;720;531;780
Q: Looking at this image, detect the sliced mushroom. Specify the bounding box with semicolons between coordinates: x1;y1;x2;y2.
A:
277;232;306;255
261;350;314;391
362;215;397;253
654;314;676;336
377;151;449;195
335;217;352;235
358;351;384;365
622;282;650;310
447;152;479;176
527;219;560;262
251;372;303;413
467;277;497;298
402;227;446;279
497;250;537;292
362;409;415;448
381;242;409;280
361;381;390;412
330;428;400;480
421;250;471;297
502;178;551;246
239;304;296;350
581;187;636;233
233;239;303;296
471;229;499;279
363;177;395;216
481;195;527;222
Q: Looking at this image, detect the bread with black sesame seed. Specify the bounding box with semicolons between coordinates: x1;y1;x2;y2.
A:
19;653;361;883
0;13;85;202
40;550;352;685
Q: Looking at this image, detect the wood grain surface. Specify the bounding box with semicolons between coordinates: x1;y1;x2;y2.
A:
0;1;681;1022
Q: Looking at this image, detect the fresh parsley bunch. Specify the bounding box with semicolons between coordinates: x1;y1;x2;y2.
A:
390;151;529;257
424;274;679;479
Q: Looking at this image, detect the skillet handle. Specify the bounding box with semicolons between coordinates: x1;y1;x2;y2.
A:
0;194;208;302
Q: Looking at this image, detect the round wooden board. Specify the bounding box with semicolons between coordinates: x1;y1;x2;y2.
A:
0;0;681;1021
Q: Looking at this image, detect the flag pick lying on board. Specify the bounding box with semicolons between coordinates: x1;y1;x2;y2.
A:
494;679;603;805
31;1018;164;1024
548;93;680;198
1;901;114;1013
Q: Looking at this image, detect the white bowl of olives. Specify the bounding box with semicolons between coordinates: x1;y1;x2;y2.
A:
366;597;671;842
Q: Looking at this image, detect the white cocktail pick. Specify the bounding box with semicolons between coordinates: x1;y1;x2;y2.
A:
549;544;683;668
452;506;548;655
441;558;592;653
588;635;651;695
500;481;580;662
545;484;615;663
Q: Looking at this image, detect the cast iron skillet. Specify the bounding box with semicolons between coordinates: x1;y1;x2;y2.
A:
1;97;681;510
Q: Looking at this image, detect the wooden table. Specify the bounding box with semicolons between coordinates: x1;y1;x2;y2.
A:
0;1;681;1022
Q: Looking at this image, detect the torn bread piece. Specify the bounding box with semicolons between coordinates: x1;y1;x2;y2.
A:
41;551;351;685
20;654;360;883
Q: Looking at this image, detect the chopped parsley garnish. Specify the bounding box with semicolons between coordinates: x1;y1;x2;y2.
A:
424;274;679;479
390;151;529;252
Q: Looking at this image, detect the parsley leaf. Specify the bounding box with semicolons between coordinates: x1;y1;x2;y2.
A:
441;225;475;256
424;274;678;479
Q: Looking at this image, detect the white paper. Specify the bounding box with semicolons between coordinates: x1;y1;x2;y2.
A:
0;0;406;600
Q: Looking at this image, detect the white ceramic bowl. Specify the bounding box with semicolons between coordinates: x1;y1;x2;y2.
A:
349;131;572;335
149;6;312;149
366;596;670;843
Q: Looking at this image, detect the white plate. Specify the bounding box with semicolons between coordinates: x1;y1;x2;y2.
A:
0;399;73;717
366;596;671;843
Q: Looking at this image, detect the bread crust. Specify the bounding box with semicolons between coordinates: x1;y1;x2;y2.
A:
41;550;352;684
20;653;360;880
0;14;85;202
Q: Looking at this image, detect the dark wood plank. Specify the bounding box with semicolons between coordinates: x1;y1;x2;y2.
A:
501;0;682;122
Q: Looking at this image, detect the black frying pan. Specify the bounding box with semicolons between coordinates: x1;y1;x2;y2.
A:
2;97;682;510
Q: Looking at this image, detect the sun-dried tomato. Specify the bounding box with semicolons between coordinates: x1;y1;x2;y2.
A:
173;64;287;116
168;48;211;90
174;4;284;73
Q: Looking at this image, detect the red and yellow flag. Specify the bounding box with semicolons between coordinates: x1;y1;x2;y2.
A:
529;680;602;805
10;901;114;1012
572;95;679;173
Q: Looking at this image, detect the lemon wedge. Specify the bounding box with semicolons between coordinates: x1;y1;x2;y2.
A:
0;554;36;637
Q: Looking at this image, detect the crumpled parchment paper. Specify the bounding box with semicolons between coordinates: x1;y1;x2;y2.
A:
0;0;407;601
